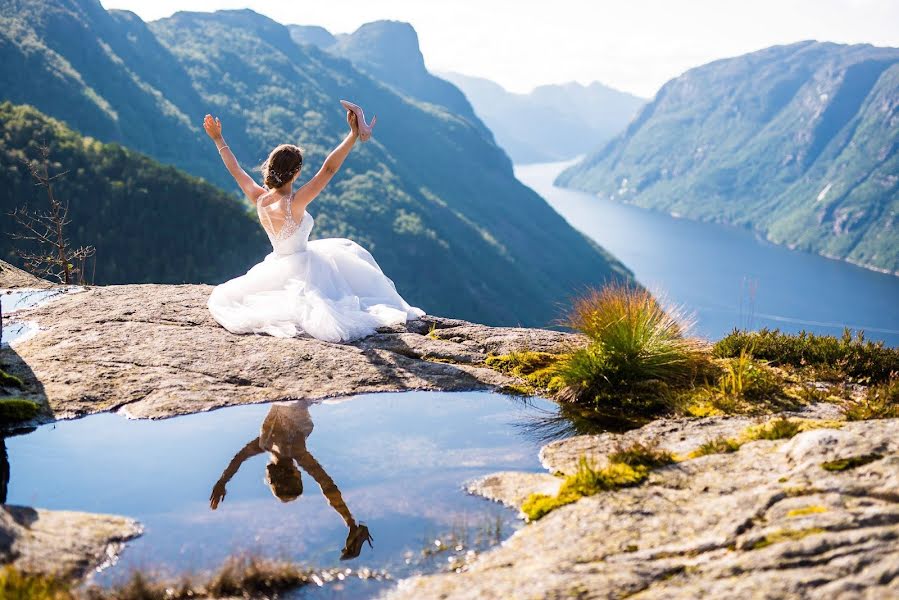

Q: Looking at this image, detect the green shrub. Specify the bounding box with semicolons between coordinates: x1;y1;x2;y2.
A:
554;285;709;412
713;328;898;384
0;398;40;423
844;377;899;420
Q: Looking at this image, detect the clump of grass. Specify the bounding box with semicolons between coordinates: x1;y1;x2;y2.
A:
739;417;841;443
0;398;41;423
206;556;310;598
749;527;826;550
0;368;24;389
714;328;898;384
717;350;785;403
742;417;803;441
486;350;564;392
821;453;883;472
522;442;674;520
688;437;741;458
81;556;312;600
0;567;74;600
608;441;675;468
786;505;828;518
844;377;899;420
553;285;710;415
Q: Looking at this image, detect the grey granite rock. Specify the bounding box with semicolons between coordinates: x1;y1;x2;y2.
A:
0;284;576;420
388;418;899;600
0;505;142;580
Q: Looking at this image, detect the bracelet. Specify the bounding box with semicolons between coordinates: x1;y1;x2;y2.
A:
217;144;229;153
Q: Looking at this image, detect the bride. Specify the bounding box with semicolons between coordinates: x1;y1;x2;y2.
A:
202;102;424;343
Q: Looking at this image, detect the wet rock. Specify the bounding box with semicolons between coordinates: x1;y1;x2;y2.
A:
0;505;141;580
387;417;899;600
1;284;578;420
466;472;563;511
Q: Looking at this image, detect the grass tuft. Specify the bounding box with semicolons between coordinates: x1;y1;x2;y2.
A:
0;369;25;389
688;437;741;458
0;398;41;423
0;567;73;600
554;284;710;415
821;453;883;472
522;442;673;521
486;351;564;392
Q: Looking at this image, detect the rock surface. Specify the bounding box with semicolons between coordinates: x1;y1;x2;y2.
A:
0;260;53;289
1;284;575;420
391;417;899;599
0;505;142;579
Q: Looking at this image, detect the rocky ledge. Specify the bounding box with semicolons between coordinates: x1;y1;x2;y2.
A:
2;283;573;420
390;415;899;599
0;505;141;580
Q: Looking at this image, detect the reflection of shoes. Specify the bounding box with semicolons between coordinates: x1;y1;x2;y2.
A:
340;100;376;142
340;523;374;560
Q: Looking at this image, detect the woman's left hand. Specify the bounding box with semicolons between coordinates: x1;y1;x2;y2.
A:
346;110;359;137
204;114;223;141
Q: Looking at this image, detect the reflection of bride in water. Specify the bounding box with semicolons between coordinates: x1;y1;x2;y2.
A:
209;401;373;560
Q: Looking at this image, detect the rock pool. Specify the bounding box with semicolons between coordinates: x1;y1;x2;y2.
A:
4;390;557;597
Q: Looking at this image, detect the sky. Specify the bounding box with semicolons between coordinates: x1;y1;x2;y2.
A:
101;0;899;98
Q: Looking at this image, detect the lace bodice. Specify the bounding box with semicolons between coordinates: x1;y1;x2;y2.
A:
257;193;314;255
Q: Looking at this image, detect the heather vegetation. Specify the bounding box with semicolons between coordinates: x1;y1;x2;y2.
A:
487;284;898;426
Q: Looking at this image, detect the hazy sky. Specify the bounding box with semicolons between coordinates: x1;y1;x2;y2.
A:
101;0;899;98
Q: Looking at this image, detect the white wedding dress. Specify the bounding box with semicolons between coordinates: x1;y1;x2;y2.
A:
208;193;424;343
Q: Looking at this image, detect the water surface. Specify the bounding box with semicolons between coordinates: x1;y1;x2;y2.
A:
518;161;899;346
5;391;555;597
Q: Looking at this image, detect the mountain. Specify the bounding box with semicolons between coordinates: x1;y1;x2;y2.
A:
288;20;490;138
0;102;268;284
0;0;631;326
442;73;646;163
557;41;899;275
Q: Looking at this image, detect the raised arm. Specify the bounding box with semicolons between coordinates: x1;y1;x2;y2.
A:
209;437;264;509
203;114;266;203
293;110;360;212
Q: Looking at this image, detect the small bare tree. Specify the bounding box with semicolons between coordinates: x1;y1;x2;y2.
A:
8;144;95;285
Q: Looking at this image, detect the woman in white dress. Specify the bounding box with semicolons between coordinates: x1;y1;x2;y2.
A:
202;102;424;343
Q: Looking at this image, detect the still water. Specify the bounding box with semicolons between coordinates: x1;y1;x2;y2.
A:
5;391;555;597
518;160;899;347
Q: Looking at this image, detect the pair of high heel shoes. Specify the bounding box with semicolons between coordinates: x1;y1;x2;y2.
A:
340;100;376;142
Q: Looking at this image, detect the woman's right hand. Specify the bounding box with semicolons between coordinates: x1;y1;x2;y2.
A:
210;480;227;509
204;114;223;141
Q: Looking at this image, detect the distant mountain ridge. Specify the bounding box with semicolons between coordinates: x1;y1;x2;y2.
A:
557;41;899;275
288;20;491;139
442;73;646;163
0;0;631;326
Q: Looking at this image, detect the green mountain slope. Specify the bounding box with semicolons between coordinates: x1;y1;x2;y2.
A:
557;41;899;275
0;0;631;326
0;102;268;283
443;73;646;164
